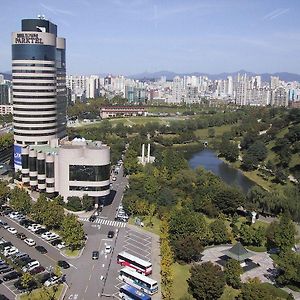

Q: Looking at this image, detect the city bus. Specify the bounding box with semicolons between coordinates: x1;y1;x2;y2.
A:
119;267;158;295
119;284;151;300
117;251;152;275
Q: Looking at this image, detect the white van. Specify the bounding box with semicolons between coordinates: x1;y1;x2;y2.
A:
22;260;40;272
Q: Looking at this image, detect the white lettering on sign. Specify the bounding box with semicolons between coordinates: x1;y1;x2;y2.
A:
15;33;43;44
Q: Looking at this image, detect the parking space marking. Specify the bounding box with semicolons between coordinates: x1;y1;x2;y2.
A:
125;237;151;248
123;241;151;254
123;245;151;260
3;281;17;296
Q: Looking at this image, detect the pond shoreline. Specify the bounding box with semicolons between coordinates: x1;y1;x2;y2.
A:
188;148;256;194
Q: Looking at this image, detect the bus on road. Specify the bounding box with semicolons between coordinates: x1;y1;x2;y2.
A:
119;284;151;300
119;267;158;295
117;251;152;275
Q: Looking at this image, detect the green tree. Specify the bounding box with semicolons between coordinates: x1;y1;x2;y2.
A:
66;196;82;211
247;140;268;162
238;278;273;300
242;152;259;170
213;187;245;215
82;194;94;211
273;214;296;253
209;219;230;244
173;235;204;263
43;201;64;229
21;272;34;291
61;214;85;250
124;148;141;175
224;259;243;288
9;187;32;214
276;251;300;286
0;180;10;205
188;262;225;300
31;194;49;224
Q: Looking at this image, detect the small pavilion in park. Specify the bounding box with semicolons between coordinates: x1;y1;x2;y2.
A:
222;242;254;267
216;242;258;271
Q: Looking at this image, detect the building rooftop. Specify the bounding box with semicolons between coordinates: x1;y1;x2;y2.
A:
222;242;253;261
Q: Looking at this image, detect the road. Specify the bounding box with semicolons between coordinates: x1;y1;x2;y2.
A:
64;166;128;300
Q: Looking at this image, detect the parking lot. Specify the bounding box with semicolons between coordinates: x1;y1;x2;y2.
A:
102;226;161;300
0;211;72;299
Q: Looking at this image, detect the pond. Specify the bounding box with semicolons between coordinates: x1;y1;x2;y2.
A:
188;148;256;194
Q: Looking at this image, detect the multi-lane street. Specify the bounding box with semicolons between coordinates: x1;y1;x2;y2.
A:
64;166;129;300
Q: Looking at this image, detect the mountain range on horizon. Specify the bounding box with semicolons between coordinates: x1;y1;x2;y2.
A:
2;70;300;82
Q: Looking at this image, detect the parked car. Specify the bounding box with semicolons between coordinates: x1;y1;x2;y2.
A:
0;266;13;274
0;294;9;300
20;220;34;227
7;227;17;235
3;271;22;281
22;260;40;272
35;228;48;235
16;232;26;240
51;239;62;246
4;246;18;257
30;266;45;275
57;260;70;269
35;245;47;254
44;276;61;287
38;272;51;284
24;238;36;247
92;251;99;260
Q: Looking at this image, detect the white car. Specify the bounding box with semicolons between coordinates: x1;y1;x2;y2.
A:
4;247;18;257
44;276;60;287
7;227;17;234
104;245;112;254
56;242;65;249
22;260;40;272
9;212;21;219
24;238;36;247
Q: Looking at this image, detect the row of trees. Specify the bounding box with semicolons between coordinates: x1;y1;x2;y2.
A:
8;188;85;250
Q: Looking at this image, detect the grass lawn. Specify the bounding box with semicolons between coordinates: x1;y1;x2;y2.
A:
194;124;234;139
246;245;267;252
64;248;80;257
128;215;161;236
20;284;63;300
220;285;240;300
260;282;290;298
171;262;191;299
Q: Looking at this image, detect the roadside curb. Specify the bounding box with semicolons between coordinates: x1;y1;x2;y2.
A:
59;282;68;300
60;246;85;260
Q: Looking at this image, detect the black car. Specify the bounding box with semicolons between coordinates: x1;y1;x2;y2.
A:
0;294;9;300
35;228;47;235
0;266;13;274
16;232;26;240
35;245;47;254
51;239;62;246
107;230;115;238
20;220;34;228
57;260;70;269
92;251;99;260
3;271;22;281
89;215;96;222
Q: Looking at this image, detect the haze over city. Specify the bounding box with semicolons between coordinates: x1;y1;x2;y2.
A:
1;0;300;75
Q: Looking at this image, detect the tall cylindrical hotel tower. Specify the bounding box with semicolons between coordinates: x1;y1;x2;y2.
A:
12;18;66;169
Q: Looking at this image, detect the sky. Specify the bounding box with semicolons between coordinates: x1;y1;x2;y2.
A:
1;0;300;75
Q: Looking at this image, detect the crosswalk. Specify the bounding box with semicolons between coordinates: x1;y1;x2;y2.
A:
79;217;127;228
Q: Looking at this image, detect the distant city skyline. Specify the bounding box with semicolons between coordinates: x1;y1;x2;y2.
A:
1;0;300;75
